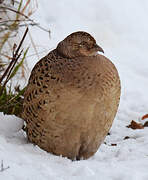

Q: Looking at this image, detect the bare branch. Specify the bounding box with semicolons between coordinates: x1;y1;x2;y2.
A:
0;6;50;33
0;160;10;172
0;27;28;95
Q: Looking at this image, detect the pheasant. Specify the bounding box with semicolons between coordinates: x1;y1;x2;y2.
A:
22;31;121;160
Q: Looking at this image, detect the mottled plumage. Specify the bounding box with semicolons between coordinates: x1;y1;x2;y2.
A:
22;31;121;160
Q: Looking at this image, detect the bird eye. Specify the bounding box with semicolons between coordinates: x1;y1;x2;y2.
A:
79;41;87;47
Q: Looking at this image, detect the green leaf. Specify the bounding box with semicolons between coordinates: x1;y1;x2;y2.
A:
9;47;29;80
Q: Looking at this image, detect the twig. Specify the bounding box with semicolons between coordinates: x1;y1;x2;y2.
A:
0;27;28;84
0;160;10;172
0;6;29;19
0;27;28;95
0;53;12;60
28;30;39;59
0;19;32;24
18;22;39;27
5;50;22;81
0;6;50;33
13;28;28;57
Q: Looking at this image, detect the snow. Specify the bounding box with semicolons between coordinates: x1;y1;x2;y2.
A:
0;0;148;179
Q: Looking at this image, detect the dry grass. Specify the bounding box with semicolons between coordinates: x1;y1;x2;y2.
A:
0;0;50;117
0;0;36;79
0;0;50;79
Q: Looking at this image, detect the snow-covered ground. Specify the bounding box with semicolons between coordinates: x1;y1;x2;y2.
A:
0;0;148;179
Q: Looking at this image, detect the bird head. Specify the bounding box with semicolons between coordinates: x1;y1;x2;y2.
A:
56;31;104;58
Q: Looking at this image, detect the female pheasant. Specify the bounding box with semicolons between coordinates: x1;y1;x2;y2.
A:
22;31;121;160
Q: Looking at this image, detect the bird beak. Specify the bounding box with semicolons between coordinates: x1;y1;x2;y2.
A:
94;44;104;53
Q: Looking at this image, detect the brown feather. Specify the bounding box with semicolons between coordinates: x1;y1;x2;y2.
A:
22;31;121;160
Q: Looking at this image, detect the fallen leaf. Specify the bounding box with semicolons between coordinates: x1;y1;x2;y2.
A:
127;120;144;130
141;114;148;120
144;121;148;127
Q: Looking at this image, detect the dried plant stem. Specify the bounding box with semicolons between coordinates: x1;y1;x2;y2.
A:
21;0;31;14
0;160;10;172
0;6;50;33
0;27;28;95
